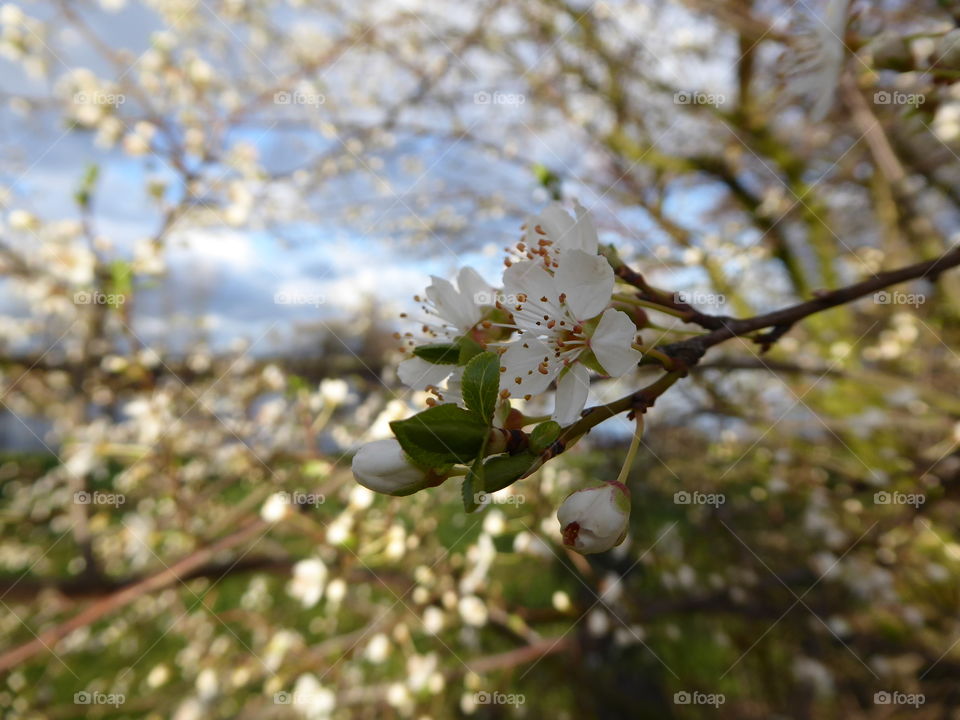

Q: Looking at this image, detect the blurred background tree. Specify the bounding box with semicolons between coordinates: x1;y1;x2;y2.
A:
0;0;959;717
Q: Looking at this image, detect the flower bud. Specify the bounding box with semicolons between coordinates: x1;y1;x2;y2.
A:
557;482;630;554
351;438;432;496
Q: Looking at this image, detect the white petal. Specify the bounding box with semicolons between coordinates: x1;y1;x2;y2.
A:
503;261;557;303
456;266;491;305
426;276;479;331
397;356;454;390
538;204;576;246
553;363;590;425
555;249;614;320
590;309;642;376
499;336;556;397
570;202;599;255
442;366;465;406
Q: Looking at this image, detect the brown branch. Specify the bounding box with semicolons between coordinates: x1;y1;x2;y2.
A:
465;635;574;674
659;242;960;364
0;518;269;674
544;243;960;461
0;555;296;602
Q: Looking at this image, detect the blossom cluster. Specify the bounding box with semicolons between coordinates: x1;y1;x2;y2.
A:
352;204;642;554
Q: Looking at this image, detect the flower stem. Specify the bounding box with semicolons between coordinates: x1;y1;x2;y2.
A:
615;416;644;486
613;293;688;319
633;344;675;369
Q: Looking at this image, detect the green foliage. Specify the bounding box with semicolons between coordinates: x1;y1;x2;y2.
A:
529;420;562;453
412;342;461;364
480;452;539;493
461;351;500;423
390;403;489;466
73;163;99;209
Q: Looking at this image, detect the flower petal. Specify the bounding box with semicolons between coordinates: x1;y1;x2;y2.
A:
426;275;480;331
397;356;454;390
456;266;492;306
502;261;561;331
537;204;575;245
555;249;614;320
554;363;590;425
569;202;599;255
499;335;557;397
503;261;557;302
590;309;642;376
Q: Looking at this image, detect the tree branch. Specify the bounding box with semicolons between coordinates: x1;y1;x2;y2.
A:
548;244;960;458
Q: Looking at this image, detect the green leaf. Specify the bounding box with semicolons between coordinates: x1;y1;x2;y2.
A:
390;404;488;467
413;343;460;365
532;163;562;200
481;452;540;493
529;421;562;453
457;335;485;365
462;351;500;423
462;464;482;513
74;163;100;209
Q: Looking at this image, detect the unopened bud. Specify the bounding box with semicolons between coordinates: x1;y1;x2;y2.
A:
557;482;630;554
351;439;432;496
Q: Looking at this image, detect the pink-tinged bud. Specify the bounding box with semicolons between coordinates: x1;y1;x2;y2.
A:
557;482;630;554
351;439;431;496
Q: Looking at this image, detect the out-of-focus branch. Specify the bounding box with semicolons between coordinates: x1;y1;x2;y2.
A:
542;243;960;462
0;517;269;673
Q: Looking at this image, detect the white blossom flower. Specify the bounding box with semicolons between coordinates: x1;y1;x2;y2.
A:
422;605;445;634
287;558;327;608
292;674;336;720
348;485;374;509
516;201;599;262
364;633;391;663
351;438;430;495
8;209;37;231
785;0;850;121
406;653;441;693
397;266;493;401
318;378;349;406
457;594;488;626
498;250;640;423
933;102;960;144
195;668;218;700
326;578;347;606
557;482;630;554
261;492;291;522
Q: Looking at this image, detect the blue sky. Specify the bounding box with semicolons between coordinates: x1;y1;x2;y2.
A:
0;0;752;356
